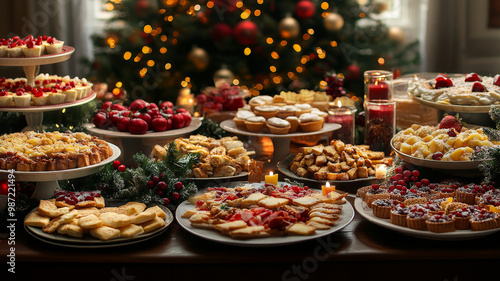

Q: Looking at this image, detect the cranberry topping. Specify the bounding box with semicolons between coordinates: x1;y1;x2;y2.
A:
372;199;399;208
391;204;410;215
427;213;453;223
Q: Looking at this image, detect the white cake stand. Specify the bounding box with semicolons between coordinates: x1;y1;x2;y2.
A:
85;117;203;165
0;46;75;86
0;143;121;199
220;120;341;170
0;46;96;132
0;92;96;132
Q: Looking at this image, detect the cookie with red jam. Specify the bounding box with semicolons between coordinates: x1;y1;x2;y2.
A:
426;212;455;233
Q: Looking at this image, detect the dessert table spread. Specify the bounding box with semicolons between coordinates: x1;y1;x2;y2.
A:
2;194;499;281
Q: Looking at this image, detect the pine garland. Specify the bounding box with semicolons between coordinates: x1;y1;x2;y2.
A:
60;145;200;211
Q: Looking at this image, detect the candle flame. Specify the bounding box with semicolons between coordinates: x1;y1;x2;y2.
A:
269;171;273;176
375;80;378;86
326;182;330;187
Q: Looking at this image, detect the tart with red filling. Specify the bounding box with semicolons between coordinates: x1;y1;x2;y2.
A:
449;205;478;230
469;209;498;231
390;203;410;227
371;199;400;219
430;184;457;198
426;212;455;233
456;183;494;205
364;184;389;208
406;205;429;230
476;189;500;208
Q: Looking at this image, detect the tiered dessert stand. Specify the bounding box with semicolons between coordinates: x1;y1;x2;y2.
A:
0;46;117;199
0;46;96;132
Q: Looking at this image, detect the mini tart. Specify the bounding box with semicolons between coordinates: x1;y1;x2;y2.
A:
244;116;266;132
63;88;77;103
31;91;50;106
266;117;291;134
286;116;299;133
294;103;312;116
311;109;328;120
277;105;297;119
6;45;23;58
372;199;399;219
476;189;500;208
13;92;31;106
48;91;66;105
0;93;13;106
272;95;286;104
426;213;455;233
0;45;7;57
469;209;498;231
406;210;428;230
22;45;42;57
456;184;489;205
430;185;457;198
390;204;410;227
44;40;64;54
249;95;273;110
254;105;279;119
450;206;474;230
299;113;324;132
233;110;256;128
365;187;389;208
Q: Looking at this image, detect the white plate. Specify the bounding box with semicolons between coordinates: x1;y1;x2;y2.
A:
0;142;121;182
277;154;381;192
175;183;355;247
408;92;492;113
85;117;202;140
0;46;75;67
390;138;481;171
354;197;500;240
0;91;96;112
220;120;341;138
24;204;173;248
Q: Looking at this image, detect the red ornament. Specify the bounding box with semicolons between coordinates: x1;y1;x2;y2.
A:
0;179;8;195
345;64;361;80
211;23;233;43
233;21;258;46
295;1;316;20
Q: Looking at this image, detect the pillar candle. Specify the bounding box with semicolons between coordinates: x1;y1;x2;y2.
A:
328;104;355;144
365;101;396;155
368;81;389;100
375;164;387;179
265;171;278;185
322;182;336;196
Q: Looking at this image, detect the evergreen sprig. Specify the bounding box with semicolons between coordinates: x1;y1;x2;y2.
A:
489;106;500;130
473;146;500;184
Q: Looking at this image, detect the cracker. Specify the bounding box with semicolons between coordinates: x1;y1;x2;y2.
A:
214;220;248;233
78;214;104;229
119;224;144;238
24;212;50;227
132;209;157;224
141;216;165;233
146;206;167;220
89;226;121;241
229;226;269;239
100;212;133;228
286;223;316;235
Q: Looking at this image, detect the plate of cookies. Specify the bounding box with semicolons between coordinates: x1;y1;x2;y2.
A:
24;192;173;248
277;140;391;191
175;182;355;247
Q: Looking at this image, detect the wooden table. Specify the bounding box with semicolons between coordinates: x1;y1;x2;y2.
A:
2;195;499;281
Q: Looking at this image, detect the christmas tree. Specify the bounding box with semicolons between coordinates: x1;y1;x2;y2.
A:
88;0;419;103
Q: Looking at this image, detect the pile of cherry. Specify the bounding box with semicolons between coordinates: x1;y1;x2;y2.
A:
93;99;192;134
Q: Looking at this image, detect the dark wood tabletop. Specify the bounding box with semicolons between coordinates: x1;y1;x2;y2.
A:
2;194;499;281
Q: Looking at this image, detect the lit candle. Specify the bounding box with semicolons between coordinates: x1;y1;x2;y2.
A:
321;181;336;196
176;88;195;114
368;81;389;100
265;171;278;185
365;100;396;155
375;164;387;179
328;100;355;144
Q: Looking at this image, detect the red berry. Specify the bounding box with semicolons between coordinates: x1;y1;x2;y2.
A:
416;182;422;187
432;152;444;161
472;82;487;92
371;184;379;190
164;198;170;205
403;170;411;177
172;192;180;199
435;75;453;89
393;174;403;181
421;178;430;186
155;189;164;196
447;128;457;137
398;180;406;186
493;74;500;87
147;180;155;188
157;181;167;190
403;177;410;183
410;176;418;182
152;176;160;183
411;170;420;177
174;181;183;190
118;164;126;172
394;167;403;174
464;73;482;82
196;200;204;207
112;160;121;169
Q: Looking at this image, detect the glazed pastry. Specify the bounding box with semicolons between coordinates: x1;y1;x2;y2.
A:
244;116;266;132
286;116;299;133
254;105;279;119
233;110;255;129
277;105;297;119
294;103;312;116
299;113;324;132
266;117;291;134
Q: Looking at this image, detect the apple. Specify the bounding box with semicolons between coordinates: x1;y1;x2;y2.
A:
116;117;130;132
93;112;111;129
129;118;148;134
180;112;191;127
151;116;168;132
129;99;148;111
110;103;126;111
171;113;185;129
160;101;173;109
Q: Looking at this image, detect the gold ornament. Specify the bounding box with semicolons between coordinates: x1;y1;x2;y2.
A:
387;26;405;44
188;46;210;71
213;65;235;87
324;13;344;31
279;16;300;39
